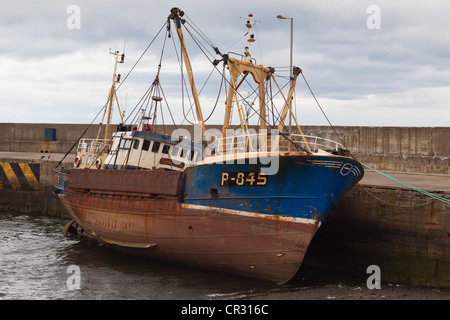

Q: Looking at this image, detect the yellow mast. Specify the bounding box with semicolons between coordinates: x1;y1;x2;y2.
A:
274;67;312;153
96;50;125;141
169;8;207;137
223;58;272;134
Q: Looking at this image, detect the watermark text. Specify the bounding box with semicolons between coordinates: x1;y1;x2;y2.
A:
66;5;81;30
366;5;381;30
366;265;381;289
66;265;81;290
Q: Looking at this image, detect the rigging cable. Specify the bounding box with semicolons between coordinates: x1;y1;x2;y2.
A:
185;15;217;55
158;81;178;132
177;16;278;133
356;183;434;208
299;70;450;205
361;163;450;205
204;63;226;122
54;104;108;170
124;25;169;125
168;23;195;125
118;22;167;103
300;70;346;148
54;22;168;169
252;22;264;66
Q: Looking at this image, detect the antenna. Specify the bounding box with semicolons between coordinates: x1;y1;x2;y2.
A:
123;37;127;56
123;92;127;119
240;14;261;62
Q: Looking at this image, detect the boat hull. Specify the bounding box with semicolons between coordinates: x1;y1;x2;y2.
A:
58;154;363;284
60;190;319;284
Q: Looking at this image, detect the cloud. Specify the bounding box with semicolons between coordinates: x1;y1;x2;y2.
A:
0;0;448;127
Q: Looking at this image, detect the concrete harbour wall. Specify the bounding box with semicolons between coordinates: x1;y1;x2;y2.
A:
0;123;101;154
0;123;448;174
302;126;449;175
306;184;450;288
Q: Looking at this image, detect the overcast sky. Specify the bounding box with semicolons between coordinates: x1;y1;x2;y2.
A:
0;0;449;127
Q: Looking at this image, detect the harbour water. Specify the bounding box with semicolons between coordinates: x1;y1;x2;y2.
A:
1;211;449;302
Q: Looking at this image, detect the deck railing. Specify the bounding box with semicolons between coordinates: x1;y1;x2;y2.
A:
287;134;344;153
212;132;344;155
77;139;112;154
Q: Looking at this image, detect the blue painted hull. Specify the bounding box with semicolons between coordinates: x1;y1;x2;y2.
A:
184;154;364;223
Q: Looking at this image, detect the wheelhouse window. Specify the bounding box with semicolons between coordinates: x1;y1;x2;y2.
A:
142;140;151;151
121;139;131;149
162;144;170;154
152;141;161;153
133;139;140;150
171;146;180;157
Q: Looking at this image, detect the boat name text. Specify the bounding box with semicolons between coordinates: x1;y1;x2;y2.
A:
221;172;267;186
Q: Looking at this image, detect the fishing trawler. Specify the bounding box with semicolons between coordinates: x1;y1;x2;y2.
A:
55;8;363;284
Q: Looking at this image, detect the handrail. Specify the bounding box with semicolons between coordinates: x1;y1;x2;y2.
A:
211;133;344;155
289;134;344;152
77;139;112;154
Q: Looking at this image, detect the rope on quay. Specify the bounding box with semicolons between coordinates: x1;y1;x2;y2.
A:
361;163;450;205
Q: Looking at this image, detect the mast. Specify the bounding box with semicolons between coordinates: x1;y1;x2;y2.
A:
96;50;125;141
223;58;272;132
274;67;312;154
221;13;311;154
276;66;300;133
168;7;207;137
222;14;272;148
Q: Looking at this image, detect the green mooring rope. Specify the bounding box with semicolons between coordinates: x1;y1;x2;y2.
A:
361;163;450;205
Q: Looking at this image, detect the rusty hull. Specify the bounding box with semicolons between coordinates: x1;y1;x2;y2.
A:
68;168;183;196
60;169;320;284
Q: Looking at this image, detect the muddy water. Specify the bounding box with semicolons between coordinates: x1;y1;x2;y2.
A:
1;212;449;301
